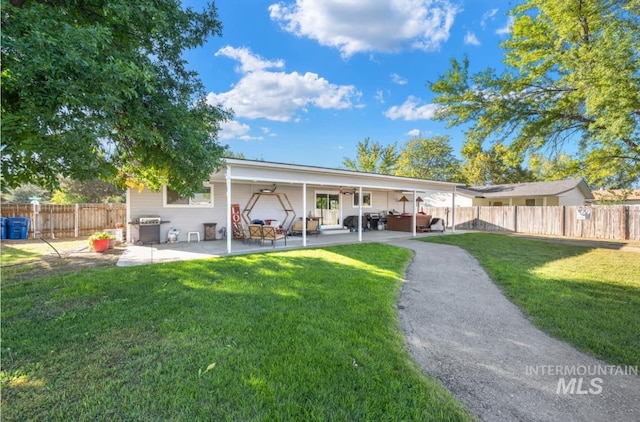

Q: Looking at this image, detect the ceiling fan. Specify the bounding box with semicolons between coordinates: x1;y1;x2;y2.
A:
339;187;356;195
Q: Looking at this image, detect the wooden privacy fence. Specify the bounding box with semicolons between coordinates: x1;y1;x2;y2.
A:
422;205;640;242
1;203;127;239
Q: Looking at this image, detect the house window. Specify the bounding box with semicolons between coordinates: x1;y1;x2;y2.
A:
353;192;372;207
164;182;214;207
525;199;536;206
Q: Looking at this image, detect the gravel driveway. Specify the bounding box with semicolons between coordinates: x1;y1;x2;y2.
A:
392;239;640;422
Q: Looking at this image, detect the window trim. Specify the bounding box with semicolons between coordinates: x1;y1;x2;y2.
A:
163;182;214;208
353;191;372;208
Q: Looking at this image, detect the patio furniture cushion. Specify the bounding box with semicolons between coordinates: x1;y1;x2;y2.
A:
248;224;264;244
262;225;286;247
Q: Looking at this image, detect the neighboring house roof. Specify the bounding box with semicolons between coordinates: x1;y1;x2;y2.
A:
591;189;640;203
456;179;594;200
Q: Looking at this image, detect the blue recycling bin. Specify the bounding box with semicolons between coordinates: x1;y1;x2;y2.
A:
0;217;6;240
7;217;30;240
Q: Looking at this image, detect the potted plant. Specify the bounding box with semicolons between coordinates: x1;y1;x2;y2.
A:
89;231;115;252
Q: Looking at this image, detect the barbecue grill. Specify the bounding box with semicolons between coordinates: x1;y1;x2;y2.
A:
129;215;169;245
138;216;161;226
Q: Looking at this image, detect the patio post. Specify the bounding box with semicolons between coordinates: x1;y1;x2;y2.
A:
412;190;417;237
226;166;232;254
358;186;363;242
302;183;307;247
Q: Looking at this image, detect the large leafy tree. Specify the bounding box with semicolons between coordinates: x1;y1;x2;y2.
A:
430;0;640;188
1;0;231;195
342;138;399;174
527;152;581;181
460;141;536;186
50;178;125;204
4;183;51;203
394;135;462;182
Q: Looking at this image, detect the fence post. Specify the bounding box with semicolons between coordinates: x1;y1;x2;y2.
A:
561;206;566;237
74;203;79;238
514;206;518;233
622;206;629;240
32;202;37;239
451;192;456;232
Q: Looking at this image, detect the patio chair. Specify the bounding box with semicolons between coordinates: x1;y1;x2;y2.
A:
289;219;320;236
248;224;264;244
306;219;320;236
262;225;286;247
289;219;304;236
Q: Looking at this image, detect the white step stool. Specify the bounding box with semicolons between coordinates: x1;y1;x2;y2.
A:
187;231;200;242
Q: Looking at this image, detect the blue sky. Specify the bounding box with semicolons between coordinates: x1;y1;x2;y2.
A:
183;0;516;169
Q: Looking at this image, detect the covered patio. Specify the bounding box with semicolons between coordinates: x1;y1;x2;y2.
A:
117;227;459;267
126;158;460;255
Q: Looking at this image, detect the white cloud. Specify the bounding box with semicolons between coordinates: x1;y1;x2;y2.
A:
391;73;408;85
208;46;360;122
375;89;385;104
496;16;514;35
219;120;262;141
407;129;421;137
481;8;498;29
260;126;277;137
464;31;481;46
215;46;284;73
384;96;438;121
269;0;460;58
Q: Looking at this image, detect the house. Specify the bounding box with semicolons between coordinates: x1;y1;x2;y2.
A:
421;179;595;208
126;158;459;253
590;189;640;205
452;179;594;207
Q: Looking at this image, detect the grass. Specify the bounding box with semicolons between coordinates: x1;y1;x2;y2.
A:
1;243;472;421
420;233;640;367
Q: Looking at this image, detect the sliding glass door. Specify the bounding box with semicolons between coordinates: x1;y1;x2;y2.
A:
315;192;341;228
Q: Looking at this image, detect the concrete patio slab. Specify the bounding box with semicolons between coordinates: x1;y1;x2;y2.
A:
116;229;457;266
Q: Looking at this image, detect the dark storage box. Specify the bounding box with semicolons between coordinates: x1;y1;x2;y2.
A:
203;223;217;240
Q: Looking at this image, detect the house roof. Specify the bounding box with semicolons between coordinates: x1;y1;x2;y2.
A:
212;158;459;193
457;179;594;199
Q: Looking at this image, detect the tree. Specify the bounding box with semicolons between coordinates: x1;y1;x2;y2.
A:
50;178;125;204
527;152;582;181
394;136;462;182
4;183;51;203
459;142;536;186
430;0;640;188
1;0;231;195
342;138;399;174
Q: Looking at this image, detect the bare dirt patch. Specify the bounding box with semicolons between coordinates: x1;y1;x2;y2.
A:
1;238;125;283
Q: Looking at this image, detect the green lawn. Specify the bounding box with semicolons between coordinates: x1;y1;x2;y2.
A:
420;233;640;367
1;243;472;421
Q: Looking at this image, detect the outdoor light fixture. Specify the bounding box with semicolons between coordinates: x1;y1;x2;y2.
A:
416;196;424;213
399;195;409;213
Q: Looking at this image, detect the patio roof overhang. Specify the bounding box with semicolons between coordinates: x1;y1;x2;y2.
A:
211;158;459;193
211;158;459;253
